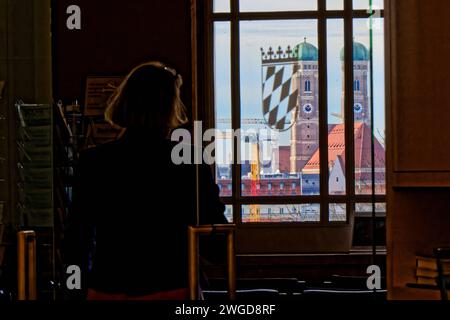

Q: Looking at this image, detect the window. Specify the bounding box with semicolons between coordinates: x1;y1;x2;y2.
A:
207;0;385;251
353;203;386;246
225;205;234;222
214;0;230;12
327;0;344;11
330;203;347;222
305;80;312;92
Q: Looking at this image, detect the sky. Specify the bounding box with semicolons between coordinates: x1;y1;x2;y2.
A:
214;0;384;12
213;0;386;149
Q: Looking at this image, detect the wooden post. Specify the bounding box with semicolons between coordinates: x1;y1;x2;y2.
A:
226;230;236;300
188;226;199;300
17;230;37;300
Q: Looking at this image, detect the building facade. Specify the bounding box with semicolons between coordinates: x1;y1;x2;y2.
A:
290;39;320;173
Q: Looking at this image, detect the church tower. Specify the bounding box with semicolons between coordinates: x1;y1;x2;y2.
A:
340;41;370;124
290;39;320;173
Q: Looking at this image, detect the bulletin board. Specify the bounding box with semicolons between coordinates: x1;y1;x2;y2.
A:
84;76;123;116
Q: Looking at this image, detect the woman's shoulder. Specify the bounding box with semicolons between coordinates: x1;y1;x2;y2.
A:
78;140;122;163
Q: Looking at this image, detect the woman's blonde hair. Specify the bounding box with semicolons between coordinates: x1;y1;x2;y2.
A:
105;61;188;136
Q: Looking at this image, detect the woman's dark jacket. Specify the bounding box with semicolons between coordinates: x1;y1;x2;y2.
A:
63;128;227;296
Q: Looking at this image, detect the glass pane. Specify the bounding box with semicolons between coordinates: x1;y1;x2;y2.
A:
225;205;233;222
353;0;384;10
214;22;233;197
327;19;346;195
329;203;346;222
242;204;320;223
240;20;319;197
214;0;230;13
240;0;317;12
353;18;385;195
355;203;386;216
327;0;344;10
353;203;386;246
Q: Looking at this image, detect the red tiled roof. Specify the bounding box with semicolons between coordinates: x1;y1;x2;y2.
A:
303;123;385;173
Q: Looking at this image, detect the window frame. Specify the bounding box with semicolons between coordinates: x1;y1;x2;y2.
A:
305;80;312;92
199;0;386;235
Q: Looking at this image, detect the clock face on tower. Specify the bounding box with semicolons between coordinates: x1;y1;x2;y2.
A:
354;103;363;114
303;104;314;114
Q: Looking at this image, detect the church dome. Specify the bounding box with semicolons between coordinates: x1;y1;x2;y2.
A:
340;41;370;61
294;39;318;61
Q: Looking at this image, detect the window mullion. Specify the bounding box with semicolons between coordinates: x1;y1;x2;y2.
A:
344;0;356;221
230;0;242;224
205;0;215;131
318;0;329;225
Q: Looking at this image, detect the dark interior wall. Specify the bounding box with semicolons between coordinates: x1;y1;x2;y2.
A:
52;0;192;109
0;0;52;226
386;0;450;300
389;189;450;299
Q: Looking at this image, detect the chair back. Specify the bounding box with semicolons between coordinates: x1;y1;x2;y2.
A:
330;274;387;289
302;288;387;300
434;247;450;301
203;289;280;301
207;277;303;295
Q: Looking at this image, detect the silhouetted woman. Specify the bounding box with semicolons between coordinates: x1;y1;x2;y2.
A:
63;61;227;300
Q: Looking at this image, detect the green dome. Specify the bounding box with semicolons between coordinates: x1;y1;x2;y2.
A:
294;39;318;61
340;41;370;61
